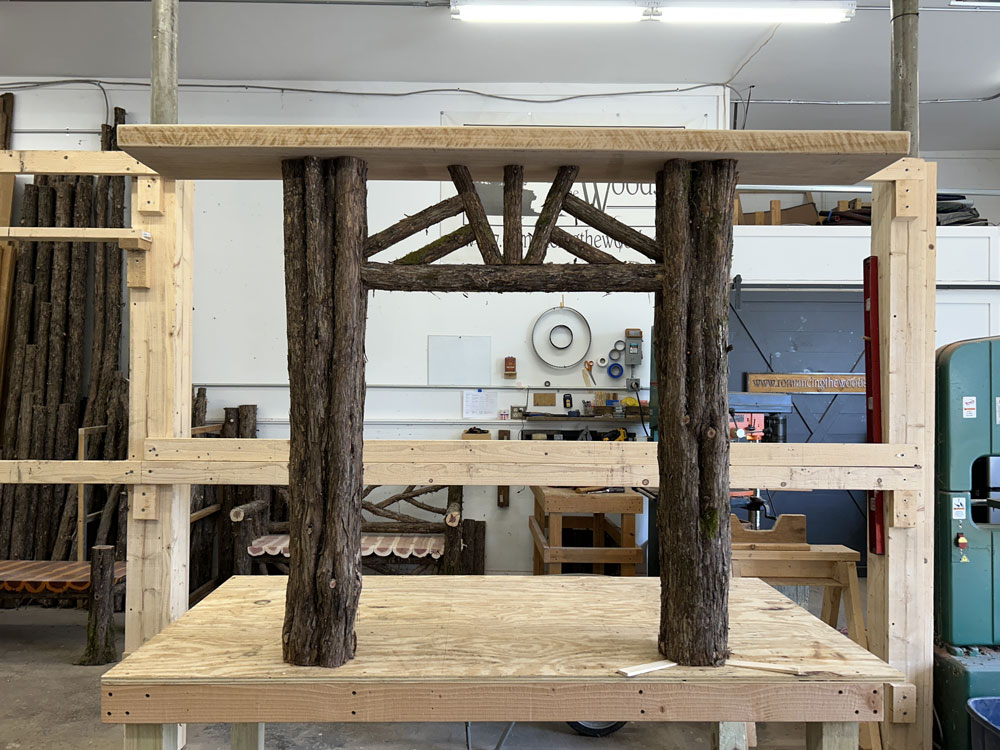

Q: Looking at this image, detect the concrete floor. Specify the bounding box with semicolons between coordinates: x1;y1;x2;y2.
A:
0;583;855;750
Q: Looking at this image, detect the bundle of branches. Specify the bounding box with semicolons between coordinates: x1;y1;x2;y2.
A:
0;107;129;562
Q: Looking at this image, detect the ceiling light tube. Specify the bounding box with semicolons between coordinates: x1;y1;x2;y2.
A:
451;0;856;24
450;0;652;23
657;1;856;23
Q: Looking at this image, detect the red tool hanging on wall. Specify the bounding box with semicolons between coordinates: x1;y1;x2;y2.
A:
863;256;885;556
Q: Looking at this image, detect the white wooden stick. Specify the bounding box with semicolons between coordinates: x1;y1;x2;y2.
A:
616;659;677;677
727;658;807;676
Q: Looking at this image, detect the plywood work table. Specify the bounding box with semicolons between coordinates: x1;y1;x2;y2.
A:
102;575;905;749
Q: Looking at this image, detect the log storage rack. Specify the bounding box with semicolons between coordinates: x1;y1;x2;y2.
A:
0;127;933;749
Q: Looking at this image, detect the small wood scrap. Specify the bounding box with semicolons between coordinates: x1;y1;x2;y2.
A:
616;658;677;677
617;656;807;678
727;658;809;676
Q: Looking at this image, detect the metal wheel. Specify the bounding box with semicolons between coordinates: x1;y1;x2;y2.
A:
566;721;628;737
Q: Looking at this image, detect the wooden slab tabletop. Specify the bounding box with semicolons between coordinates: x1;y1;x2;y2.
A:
117;125;910;184
102;575;903;725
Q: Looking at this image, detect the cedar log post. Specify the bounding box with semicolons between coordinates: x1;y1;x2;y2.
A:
442;485;463;574
282;156;368;667
79;545;118;665
655;159;738;667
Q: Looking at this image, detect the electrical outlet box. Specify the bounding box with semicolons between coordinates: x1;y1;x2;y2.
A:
626;378;640;393
624;328;643;366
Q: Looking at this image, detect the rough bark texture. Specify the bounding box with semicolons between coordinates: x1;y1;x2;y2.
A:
64;177;93;413
364;195;464;258
655;159;738;667
363;262;661;293
550;227;622;265
447;165;502;265
44;182;74;430
31;184;54;329
78;545;118;665
563;193;661;261
282;156;368;667
232;499;270;575
441;486;463;575
189;387;213;593
524;166;579;265
502;165;523;264
0;282;33;557
216;407;240;580
394;225;475;265
460;518;486;575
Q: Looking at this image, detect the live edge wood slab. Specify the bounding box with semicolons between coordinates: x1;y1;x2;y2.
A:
115;125;910;185
102;575;903;726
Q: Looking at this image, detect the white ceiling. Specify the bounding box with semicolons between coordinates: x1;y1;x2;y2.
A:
0;0;998;149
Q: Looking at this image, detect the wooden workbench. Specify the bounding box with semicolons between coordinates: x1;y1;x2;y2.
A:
102;575;905;748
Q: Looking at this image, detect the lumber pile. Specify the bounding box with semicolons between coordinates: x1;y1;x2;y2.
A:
0;107;130;561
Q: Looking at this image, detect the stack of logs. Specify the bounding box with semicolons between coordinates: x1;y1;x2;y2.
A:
0;108;130;562
189;392;280;602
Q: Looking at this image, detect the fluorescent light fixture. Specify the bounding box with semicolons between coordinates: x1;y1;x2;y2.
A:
950;0;1000;6
659;0;856;23
450;0;856;24
450;0;650;23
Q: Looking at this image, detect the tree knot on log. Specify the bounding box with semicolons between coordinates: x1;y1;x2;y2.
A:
681;415;691;425
329;579;337;589
706;427;717;439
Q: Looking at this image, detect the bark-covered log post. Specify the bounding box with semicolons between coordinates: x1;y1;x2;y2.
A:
442;485;463;575
79;544;118;665
654;159;738;667
282;156;368;668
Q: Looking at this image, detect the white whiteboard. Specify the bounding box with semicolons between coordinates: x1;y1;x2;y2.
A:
427;335;492;386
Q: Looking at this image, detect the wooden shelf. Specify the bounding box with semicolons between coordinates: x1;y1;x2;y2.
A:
525;415;642;422
116;125;910;184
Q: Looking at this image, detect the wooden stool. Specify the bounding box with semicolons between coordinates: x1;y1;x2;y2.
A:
529;486;643;575
731;514;878;750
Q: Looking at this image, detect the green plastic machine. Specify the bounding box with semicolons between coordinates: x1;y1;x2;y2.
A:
935;336;1000;750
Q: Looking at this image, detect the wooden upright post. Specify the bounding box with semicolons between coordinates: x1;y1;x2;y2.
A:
868;158;936;749
654;159;738;666
281;156;368;667
124;177;191;750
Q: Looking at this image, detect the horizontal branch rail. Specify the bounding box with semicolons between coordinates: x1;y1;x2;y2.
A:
0;441;922;491
361;263;663;293
0;150;157;176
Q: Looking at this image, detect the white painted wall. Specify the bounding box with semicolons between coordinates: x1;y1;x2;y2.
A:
6;77;1000;572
